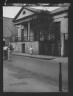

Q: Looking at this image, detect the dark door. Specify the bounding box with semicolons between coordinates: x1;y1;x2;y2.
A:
22;44;25;53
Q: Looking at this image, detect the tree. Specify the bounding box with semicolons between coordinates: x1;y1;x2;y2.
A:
37;11;53;41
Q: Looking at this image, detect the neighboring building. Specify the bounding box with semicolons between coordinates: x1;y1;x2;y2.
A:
12;6;69;57
3;17;17;46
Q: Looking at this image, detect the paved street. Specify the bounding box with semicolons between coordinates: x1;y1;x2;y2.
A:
3;54;68;92
3;67;60;92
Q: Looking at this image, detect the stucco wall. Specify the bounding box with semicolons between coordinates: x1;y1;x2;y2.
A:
12;41;39;54
53;12;68;56
53;12;68;34
11;42;22;52
25;41;39;54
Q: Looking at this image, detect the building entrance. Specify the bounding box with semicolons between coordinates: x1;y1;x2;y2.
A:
22;44;25;53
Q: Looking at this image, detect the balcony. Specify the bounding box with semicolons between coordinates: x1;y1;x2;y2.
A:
29;36;34;41
14;36;34;42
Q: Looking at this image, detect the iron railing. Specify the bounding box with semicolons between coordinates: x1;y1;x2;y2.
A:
14;36;34;42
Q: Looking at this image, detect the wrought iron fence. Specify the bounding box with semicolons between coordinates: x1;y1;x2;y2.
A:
14;36;34;42
29;36;34;41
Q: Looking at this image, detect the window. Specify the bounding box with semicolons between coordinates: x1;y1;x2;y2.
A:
23;11;26;15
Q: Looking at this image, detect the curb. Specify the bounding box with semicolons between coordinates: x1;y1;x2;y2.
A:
12;53;55;60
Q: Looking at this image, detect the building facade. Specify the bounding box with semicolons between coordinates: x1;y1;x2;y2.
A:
3;17;17;46
12;6;68;56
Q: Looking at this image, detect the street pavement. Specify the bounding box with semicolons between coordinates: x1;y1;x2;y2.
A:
3;67;60;92
12;52;68;63
3;53;68;92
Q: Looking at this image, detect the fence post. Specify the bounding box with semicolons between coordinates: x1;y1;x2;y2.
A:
59;62;62;92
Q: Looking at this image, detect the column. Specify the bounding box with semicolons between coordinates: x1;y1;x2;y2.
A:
21;25;24;42
28;21;30;41
18;24;21;41
61;33;65;57
60;17;68;57
19;24;22;41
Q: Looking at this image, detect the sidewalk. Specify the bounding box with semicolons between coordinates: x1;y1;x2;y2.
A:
12;51;68;64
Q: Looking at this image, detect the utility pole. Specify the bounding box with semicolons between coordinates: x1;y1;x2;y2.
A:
59;62;62;92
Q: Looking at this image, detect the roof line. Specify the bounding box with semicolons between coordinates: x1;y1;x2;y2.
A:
12;6;40;22
24;7;40;13
12;6;69;22
3;16;13;19
4;19;13;37
12;7;23;22
13;13;38;24
50;6;69;14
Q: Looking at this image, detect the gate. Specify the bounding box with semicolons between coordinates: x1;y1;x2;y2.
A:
39;41;61;56
39;41;52;55
52;44;61;56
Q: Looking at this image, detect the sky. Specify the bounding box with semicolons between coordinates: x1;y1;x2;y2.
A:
3;6;21;18
3;6;60;18
30;6;60;11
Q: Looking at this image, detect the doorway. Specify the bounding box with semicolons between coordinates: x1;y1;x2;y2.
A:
22;44;25;53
